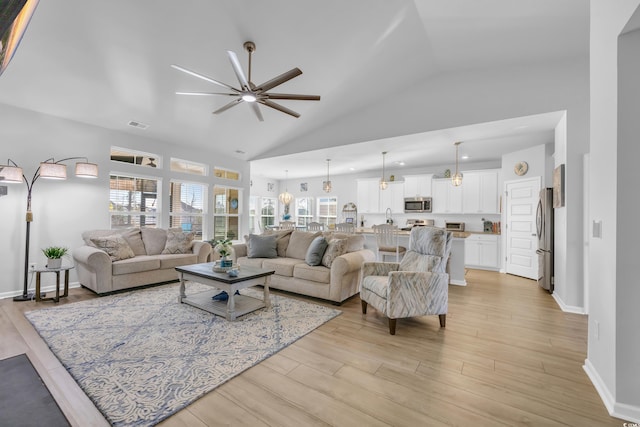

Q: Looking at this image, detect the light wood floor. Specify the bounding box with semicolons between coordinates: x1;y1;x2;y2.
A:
0;269;625;426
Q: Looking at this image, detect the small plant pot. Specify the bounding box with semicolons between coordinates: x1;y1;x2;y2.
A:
47;258;62;269
220;258;233;268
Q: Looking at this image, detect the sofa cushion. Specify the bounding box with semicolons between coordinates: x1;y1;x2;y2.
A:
305;236;328;266
112;255;161;275
293;263;331;283
322;238;347;268
236;257;264;269
323;232;365;253
90;235;136;261
161;229;195;254
120;228;147;256
141;227;169;255
247;234;278;258
157;253;198;269
286;231;321;260
262;229;293;257
262;258;304;277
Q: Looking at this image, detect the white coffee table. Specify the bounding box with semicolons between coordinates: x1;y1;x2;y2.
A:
176;263;274;321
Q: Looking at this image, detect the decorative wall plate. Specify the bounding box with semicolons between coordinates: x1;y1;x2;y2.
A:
514;161;529;176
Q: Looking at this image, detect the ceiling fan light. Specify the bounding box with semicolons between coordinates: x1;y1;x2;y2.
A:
241;92;257;103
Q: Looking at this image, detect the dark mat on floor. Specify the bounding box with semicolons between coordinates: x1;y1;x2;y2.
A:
0;354;70;427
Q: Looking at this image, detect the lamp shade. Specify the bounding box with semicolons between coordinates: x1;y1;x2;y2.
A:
75;161;98;178
39;162;67;179
0;165;24;183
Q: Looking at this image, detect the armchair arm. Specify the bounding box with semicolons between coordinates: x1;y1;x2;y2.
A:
386;271;449;318
361;261;400;278
192;241;212;263
328;249;376;302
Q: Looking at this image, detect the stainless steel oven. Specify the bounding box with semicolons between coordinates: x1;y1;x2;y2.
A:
404;197;432;213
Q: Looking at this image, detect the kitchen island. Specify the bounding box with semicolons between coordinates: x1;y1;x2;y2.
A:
355;227;468;286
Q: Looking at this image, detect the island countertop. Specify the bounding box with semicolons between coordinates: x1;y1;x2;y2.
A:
355;227;471;239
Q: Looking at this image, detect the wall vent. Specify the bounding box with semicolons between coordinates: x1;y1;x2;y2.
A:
128;120;149;130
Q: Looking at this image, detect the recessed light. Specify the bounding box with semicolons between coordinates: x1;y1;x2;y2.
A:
235;150;246;154
349;167;355;171
396;161;405;166
128;120;149;130
461;155;470;160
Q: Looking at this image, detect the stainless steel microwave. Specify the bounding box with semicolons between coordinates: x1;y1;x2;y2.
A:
404;197;432;213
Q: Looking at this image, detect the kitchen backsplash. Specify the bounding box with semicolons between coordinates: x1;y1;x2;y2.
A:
359;212;502;232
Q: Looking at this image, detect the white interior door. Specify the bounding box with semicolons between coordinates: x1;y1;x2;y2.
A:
505;177;541;280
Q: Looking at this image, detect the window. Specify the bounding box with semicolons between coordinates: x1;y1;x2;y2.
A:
109;174;159;229
317;196;338;227
213;167;240;181
169;181;207;238
295;197;314;227
170;158;207;176
260;197;276;230
213;186;241;241
110;147;160;169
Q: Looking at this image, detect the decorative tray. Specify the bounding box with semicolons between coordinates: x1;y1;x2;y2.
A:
212;263;236;273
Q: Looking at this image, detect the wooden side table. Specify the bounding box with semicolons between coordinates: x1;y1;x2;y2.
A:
35;266;74;303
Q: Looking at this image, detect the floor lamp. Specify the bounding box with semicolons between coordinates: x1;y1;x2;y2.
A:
0;157;98;301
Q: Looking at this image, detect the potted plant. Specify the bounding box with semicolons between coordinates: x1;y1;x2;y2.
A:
213;238;234;267
42;246;69;269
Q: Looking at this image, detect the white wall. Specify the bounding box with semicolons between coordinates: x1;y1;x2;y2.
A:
587;0;640;421
501;143;550;184
0;103;250;298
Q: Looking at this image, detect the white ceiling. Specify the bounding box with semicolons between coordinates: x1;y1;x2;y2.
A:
0;0;588;180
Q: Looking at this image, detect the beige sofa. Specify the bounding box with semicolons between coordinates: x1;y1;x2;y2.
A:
232;230;376;304
73;227;211;294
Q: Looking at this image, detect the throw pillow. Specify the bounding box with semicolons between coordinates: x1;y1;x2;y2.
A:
90;235;135;261
140;227;170;255
305;236;329;266
263;229;293;257
286;231;321;260
120;227;146;256
247;234;278;258
322;238;347;268
162;229;195;254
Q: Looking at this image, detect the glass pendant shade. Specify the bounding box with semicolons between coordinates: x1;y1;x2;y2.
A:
278;169;293;205
0;165;24;183
39;162;67;180
75;161;99;178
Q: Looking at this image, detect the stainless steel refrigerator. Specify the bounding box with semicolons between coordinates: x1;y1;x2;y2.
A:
536;188;554;292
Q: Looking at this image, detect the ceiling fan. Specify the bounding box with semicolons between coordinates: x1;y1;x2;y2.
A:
171;41;320;121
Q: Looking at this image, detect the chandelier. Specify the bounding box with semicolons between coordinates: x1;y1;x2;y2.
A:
278;170;293;205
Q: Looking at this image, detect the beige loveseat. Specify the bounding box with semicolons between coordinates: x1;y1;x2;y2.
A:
73;227;211;294
232;230;376;304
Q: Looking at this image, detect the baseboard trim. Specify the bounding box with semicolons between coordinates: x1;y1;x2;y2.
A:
0;282;82;300
552;292;586;314
583;358;640;423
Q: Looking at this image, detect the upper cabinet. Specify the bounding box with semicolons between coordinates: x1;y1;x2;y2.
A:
432;179;463;213
357;179;404;214
403;174;432;198
462;170;500;214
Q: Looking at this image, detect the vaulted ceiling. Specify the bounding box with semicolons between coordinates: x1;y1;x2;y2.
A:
0;0;589;179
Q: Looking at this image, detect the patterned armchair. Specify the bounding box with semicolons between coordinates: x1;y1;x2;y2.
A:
359;226;452;335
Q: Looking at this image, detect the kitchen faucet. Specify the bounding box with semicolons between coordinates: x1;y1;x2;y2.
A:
385;208;393;224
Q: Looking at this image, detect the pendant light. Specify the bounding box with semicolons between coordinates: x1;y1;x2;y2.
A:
379;151;388;190
452;141;463;186
278;170;293;205
323;159;332;193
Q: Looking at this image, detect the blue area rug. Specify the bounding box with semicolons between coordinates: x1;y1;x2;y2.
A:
25;282;341;427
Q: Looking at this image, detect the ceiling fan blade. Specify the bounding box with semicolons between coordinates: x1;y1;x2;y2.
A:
226;50;251;91
212;98;243;115
258;99;300;118
171;64;240;92
176;91;238;96
262;93;320;101
254;68;302;93
249;102;264;122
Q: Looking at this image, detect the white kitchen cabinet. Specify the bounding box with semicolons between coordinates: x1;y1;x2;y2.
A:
379;181;404;214
356;178;380;213
463;170;499;214
432;179;463;213
465;234;500;270
403;174;432;198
